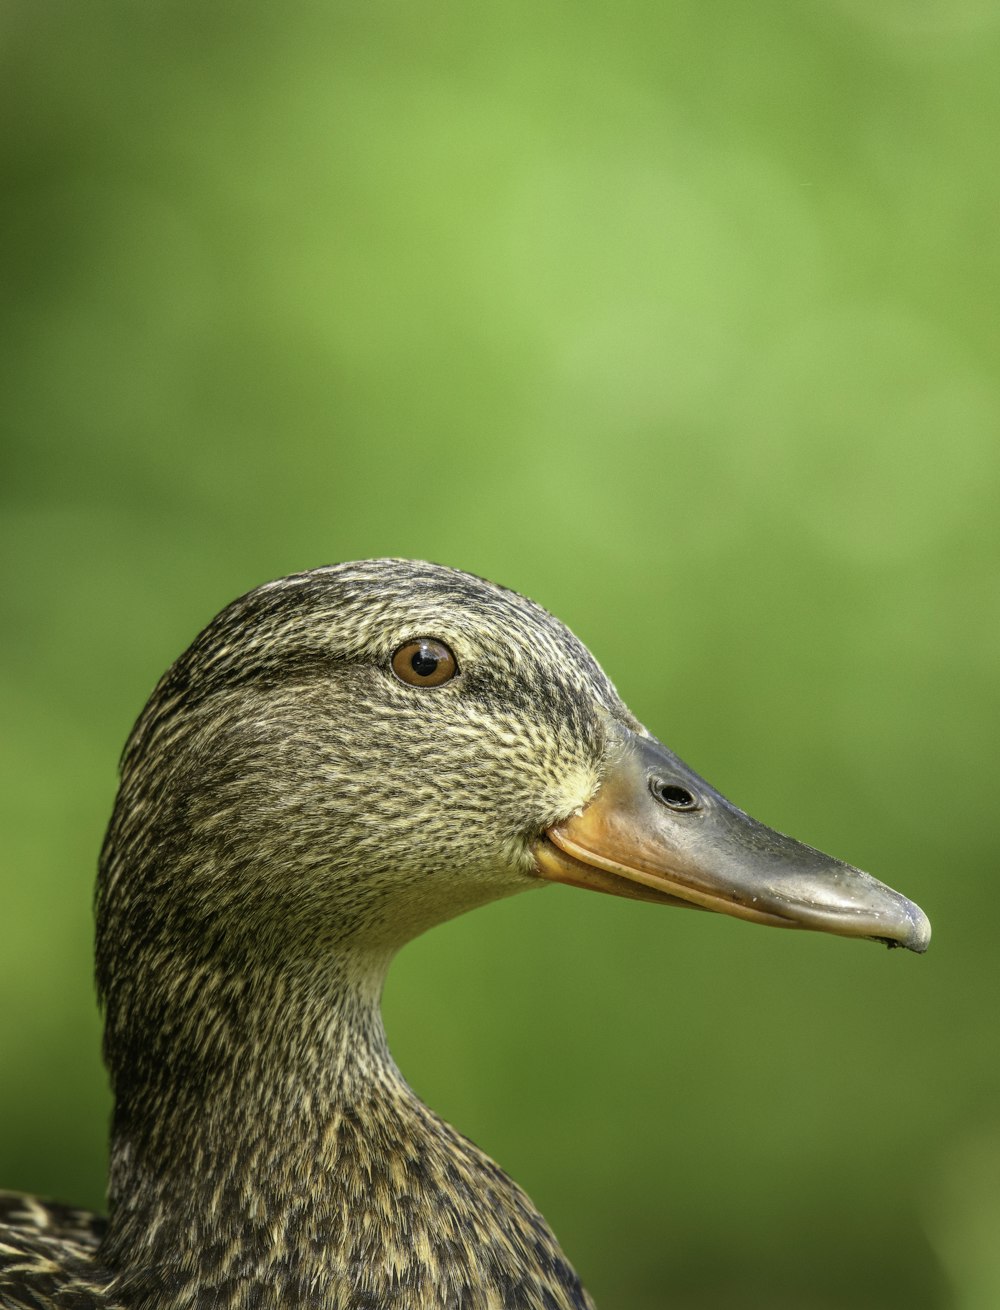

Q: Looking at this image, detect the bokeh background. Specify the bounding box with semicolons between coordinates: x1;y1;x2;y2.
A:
2;3;997;1307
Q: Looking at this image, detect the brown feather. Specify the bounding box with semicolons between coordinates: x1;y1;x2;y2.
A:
4;561;635;1309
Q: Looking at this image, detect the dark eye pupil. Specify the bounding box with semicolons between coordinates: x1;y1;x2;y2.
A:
410;650;439;677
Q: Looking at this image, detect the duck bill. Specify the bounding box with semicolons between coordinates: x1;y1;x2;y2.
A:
533;729;930;953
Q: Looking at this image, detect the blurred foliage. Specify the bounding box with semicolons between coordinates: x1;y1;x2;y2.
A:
1;2;997;1307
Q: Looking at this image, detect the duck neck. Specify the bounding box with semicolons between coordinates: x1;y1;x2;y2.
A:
99;938;592;1310
101;944;395;1276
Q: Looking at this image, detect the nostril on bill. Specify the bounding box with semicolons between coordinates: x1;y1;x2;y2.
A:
650;779;699;811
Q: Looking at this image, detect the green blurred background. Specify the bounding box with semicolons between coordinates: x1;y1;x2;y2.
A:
1;2;997;1307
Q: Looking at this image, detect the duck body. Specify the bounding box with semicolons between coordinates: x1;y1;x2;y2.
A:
0;560;929;1310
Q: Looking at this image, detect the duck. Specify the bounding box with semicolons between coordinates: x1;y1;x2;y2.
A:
0;558;930;1310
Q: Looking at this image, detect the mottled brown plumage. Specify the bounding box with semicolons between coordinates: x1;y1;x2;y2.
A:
0;560;929;1310
3;561;625;1310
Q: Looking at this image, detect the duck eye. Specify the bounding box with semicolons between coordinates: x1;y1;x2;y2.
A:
391;638;458;688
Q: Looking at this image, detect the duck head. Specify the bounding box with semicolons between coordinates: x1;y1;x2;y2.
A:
98;558;928;1022
92;558;930;1305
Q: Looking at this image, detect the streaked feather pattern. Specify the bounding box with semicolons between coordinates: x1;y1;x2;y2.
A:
3;562;620;1309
